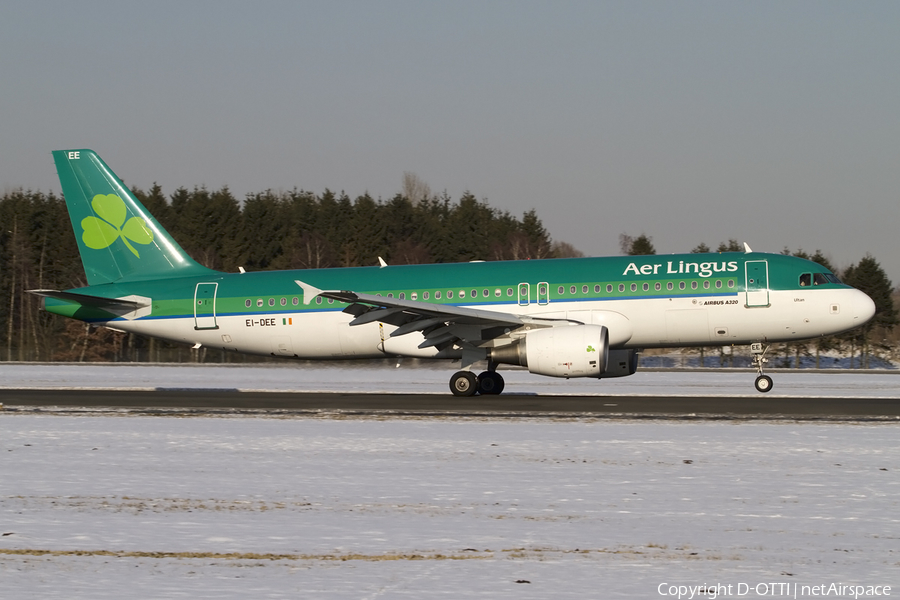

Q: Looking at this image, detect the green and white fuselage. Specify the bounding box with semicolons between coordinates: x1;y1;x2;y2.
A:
34;150;876;395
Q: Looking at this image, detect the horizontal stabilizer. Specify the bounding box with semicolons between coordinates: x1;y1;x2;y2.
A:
29;289;152;320
28;289;148;310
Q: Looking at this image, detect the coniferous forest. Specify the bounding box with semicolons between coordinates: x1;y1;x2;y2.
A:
0;185;575;363
0;187;896;366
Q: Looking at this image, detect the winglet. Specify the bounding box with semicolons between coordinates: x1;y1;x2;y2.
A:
378;256;388;268
743;242;753;254
294;280;323;305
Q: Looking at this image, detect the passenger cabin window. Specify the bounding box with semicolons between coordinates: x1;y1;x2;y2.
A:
435;291;441;299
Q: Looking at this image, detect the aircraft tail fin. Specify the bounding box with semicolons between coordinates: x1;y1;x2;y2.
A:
52;149;216;285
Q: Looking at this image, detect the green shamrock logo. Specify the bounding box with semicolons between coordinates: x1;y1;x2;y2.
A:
586;345;596;353
81;194;153;257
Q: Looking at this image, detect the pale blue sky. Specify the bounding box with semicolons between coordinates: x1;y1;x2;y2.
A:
2;1;898;283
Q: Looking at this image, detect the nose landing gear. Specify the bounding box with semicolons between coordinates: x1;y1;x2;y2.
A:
751;343;773;393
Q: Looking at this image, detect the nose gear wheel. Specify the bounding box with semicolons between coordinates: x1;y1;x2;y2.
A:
751;343;773;393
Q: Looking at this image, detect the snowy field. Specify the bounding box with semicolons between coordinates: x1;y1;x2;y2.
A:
1;361;900;398
1;363;899;598
2;412;899;598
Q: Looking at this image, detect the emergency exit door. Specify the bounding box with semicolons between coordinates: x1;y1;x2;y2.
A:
194;283;219;330
744;261;770;307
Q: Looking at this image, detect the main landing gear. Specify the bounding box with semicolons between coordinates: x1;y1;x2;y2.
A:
751;342;773;393
449;366;505;397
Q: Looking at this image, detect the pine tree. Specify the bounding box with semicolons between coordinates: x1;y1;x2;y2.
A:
620;233;656;256
716;239;742;253
843;255;897;367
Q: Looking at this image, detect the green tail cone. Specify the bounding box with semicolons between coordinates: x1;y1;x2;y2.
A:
52;149;217;285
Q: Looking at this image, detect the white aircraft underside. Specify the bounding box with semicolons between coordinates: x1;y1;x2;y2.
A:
105;286;870;363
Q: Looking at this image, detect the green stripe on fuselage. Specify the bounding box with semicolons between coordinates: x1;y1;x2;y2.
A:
41;252;846;323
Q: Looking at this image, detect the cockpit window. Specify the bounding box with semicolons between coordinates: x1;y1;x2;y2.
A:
801;272;841;286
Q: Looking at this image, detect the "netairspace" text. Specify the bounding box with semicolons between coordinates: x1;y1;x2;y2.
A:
657;582;891;599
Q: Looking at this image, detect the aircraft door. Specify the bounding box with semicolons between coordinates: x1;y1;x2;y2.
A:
537;282;549;305
194;283;219;330
744;261;770;307
518;283;530;306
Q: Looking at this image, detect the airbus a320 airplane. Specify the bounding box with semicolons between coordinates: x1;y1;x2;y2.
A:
32;150;876;395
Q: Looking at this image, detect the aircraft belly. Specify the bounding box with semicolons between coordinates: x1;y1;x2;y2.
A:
114;314;359;358
664;309;711;344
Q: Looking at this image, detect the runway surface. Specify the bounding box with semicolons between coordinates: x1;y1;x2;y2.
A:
2;363;899;419
3;388;900;419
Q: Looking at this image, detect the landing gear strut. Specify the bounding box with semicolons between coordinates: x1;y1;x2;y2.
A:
751;343;773;393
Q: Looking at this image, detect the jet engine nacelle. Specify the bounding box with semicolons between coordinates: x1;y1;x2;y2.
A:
491;324;609;378
600;349;639;378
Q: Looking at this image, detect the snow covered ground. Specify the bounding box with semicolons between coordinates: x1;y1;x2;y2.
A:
2;361;900;397
2;411;899;599
2;364;899;598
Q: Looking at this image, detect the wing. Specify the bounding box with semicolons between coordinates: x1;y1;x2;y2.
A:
295;280;570;352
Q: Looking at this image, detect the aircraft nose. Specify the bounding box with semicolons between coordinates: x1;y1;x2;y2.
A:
852;289;876;324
